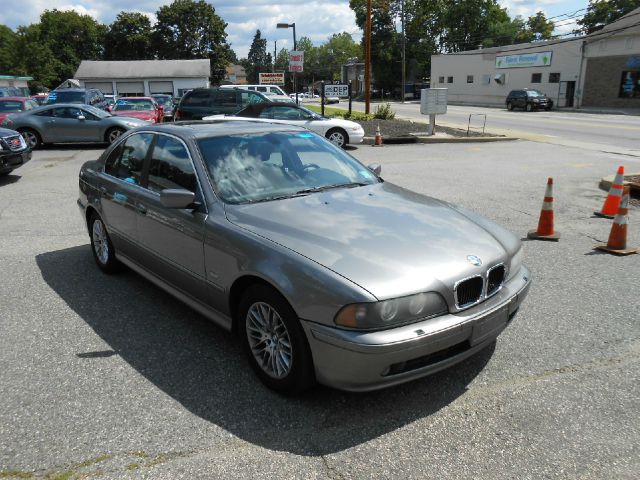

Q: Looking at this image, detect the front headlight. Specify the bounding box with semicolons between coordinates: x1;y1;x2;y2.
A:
507;246;523;281
335;292;448;330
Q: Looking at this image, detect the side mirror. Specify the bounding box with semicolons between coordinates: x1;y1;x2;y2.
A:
367;163;382;176
77;115;86;121
160;189;196;209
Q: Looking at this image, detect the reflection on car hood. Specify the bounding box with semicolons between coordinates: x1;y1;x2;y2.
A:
225;182;511;299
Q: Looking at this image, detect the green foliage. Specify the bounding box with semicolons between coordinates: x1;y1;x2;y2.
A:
154;0;230;82
373;103;395;119
0;25;17;73
104;12;153;60
245;30;272;84
344;111;374;121
576;0;640;34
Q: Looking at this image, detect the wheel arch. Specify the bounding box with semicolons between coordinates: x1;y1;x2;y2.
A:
326;127;349;146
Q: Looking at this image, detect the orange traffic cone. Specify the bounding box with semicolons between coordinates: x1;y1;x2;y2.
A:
594;166;625;218
528;177;560;241
374;124;382;146
595;186;639;255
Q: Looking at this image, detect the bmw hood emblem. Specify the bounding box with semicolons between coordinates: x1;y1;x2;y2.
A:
467;255;482;266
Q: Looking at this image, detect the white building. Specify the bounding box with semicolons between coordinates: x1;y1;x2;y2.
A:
74;59;211;97
431;7;640;109
0;75;33;96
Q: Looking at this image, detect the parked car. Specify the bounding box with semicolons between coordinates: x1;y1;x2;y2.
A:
151;94;175;121
204;102;364;148
0;97;40;123
0;126;31;176
1;103;148;149
174;88;271;121
111;97;163;123
323;95;340;105
506;89;553;111
30;94;49;105
104;94;117;110
45;88;110;111
77;120;531;394
0;87;24;97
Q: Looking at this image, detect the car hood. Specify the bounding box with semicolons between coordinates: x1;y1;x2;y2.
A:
113;110;155;122
0;126;20;136
225;182;514;299
324;117;364;130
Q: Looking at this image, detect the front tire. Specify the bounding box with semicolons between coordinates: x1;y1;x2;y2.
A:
326;128;348;149
239;284;315;394
19;128;41;149
89;213;121;274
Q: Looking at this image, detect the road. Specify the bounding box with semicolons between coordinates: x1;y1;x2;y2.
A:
1;139;639;479
339;101;640;157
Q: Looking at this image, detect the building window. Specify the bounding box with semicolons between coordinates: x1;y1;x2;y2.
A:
549;73;560;83
625;37;634;50
481;74;491;85
447;76;453;83
619;71;640;98
438;76;444;83
467;75;474;83
531;73;542;83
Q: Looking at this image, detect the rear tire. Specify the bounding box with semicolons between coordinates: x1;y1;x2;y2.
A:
89;213;122;274
526;103;534;112
19;128;41;149
106;127;125;145
507;102;513;111
238;284;315;394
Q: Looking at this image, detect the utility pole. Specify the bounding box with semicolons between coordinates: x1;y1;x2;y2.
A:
365;0;371;114
273;40;277;73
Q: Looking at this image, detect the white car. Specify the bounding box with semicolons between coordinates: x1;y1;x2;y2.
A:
204;103;364;148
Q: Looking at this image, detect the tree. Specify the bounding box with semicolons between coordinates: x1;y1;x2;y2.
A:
483;16;530;47
154;0;231;82
526;11;554;40
11;24;60;91
317;33;362;80
245;30;272;83
0;25;17;73
104;12;154;60
576;0;640;34
38;9;106;83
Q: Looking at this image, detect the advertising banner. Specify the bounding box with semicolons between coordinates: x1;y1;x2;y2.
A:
289;51;304;73
495;51;552;69
259;72;285;85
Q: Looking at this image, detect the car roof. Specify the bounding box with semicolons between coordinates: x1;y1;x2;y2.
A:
141;120;306;139
118;97;153;100
53;88;88;93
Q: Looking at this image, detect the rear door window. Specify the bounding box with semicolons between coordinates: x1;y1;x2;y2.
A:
105;133;153;185
182;90;212;107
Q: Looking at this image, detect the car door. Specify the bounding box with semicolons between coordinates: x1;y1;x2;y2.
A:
48;107;95;141
135;133;209;304
100;132;154;259
78;107;104;142
516;91;526;108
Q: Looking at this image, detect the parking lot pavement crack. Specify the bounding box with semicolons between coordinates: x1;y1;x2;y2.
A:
320;455;346;480
461;348;640;406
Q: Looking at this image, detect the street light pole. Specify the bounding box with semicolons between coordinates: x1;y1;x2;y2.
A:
277;22;297;104
401;0;406;104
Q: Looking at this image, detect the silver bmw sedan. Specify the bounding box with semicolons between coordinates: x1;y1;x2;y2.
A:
77;121;531;394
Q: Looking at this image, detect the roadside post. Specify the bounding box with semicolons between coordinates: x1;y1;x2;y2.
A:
321;81;325;117
348;81;352;116
420;88;447;136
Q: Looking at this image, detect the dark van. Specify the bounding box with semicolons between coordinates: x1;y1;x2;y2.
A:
174;88;271;121
506;89;553;111
45;88;109;110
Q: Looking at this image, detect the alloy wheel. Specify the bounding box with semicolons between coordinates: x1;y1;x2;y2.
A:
22;131;38;149
108;129;124;144
328;131;345;147
92;219;109;265
245;302;293;379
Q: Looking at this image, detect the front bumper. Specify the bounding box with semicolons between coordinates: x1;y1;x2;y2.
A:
0;149;31;174
301;265;532;392
349;129;365;145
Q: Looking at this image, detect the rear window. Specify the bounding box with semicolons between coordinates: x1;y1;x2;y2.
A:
181;90;213;107
0;101;25;112
47;91;85;103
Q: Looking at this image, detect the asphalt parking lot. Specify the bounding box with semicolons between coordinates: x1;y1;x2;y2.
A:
1;140;639;479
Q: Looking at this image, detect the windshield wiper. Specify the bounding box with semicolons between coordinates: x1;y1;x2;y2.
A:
294;182;369;195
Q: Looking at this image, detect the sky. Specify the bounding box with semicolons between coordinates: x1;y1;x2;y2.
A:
0;0;589;58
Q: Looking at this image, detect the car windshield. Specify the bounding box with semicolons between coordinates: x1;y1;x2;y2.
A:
0;100;25;112
113;99;154;111
83;105;111;118
526;90;544;97
47;91;85;103
153;97;173;107
198;131;378;204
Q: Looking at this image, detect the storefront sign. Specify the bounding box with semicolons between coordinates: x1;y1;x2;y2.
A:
259;72;285;85
289;51;304;73
495;51;553;69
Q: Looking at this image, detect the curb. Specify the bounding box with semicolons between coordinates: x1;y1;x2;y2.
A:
599;173;640;192
361;135;518;145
